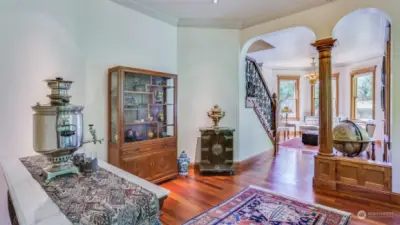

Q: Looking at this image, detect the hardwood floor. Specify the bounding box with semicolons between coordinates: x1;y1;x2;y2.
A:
0;143;398;225
160;147;400;225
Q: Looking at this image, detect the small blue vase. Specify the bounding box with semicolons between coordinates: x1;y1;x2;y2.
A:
177;151;190;176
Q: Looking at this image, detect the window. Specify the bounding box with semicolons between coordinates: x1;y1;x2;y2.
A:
278;76;300;120
311;73;339;117
351;66;376;120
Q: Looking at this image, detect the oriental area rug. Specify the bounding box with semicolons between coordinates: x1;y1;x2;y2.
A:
183;185;351;225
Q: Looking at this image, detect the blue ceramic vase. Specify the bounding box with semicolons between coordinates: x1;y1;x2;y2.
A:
177;151;190;176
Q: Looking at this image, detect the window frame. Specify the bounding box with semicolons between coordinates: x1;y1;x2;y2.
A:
277;75;300;121
311;73;339;117
350;66;377;120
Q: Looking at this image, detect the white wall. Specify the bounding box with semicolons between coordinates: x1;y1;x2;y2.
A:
0;0;85;159
0;1;86;224
81;0;178;160
178;27;241;162
0;0;178;162
238;64;274;161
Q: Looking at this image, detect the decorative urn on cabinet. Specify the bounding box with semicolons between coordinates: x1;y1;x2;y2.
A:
333;120;374;157
177;151;190;176
207;105;225;127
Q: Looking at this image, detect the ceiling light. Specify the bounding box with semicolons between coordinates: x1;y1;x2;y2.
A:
305;57;319;85
213;0;219;4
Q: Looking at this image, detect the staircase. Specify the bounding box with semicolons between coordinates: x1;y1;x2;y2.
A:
245;57;278;156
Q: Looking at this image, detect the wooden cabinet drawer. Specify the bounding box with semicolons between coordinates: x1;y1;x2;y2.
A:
150;150;177;180
123;154;152;180
121;137;177;157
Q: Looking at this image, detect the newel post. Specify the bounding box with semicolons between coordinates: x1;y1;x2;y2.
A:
272;93;278;156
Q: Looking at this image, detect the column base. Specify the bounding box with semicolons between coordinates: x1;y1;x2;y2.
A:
313;155;337;191
317;152;335;157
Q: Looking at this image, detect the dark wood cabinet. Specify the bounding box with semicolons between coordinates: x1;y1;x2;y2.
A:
199;127;235;175
108;66;177;183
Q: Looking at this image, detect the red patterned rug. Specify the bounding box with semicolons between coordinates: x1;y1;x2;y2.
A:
183;185;351;225
280;138;319;151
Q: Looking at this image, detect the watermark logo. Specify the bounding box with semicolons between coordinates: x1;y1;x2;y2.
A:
357;210;367;219
357;210;398;219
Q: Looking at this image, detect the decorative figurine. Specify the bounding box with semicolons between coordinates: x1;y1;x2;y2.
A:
132;77;141;91
177;150;190;176
157;111;164;122
73;153;85;167
148;114;154;121
148;131;154;139
72;153;98;173
155;91;164;104
81;156;98;173
126;129;133;138
207;105;225;127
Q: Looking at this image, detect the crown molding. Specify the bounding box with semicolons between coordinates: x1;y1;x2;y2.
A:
110;0;331;30
111;0;178;26
262;53;384;71
333;53;384;67
178;18;243;29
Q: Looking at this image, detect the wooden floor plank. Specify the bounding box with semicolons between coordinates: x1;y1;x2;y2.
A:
160;147;400;225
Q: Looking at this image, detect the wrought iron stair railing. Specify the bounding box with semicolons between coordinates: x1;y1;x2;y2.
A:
245;57;278;156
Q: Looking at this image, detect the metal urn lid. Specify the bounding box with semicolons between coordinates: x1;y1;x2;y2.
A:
32;77;84;113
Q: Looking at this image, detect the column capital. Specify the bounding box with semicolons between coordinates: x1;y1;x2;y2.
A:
312;38;337;52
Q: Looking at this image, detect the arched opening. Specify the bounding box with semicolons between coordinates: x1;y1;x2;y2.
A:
238;26;318;162
332;8;392;163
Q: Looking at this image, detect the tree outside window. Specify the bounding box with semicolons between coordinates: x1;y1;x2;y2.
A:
312;73;339;117
278;76;300;120
351;66;376;120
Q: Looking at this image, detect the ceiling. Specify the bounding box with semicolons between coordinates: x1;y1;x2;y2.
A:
111;0;332;28
248;9;387;68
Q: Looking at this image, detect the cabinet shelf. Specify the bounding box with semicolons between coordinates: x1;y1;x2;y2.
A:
124;91;153;95
108;66;177;184
146;84;174;88
124;108;149;111
125;121;158;126
149;104;174;106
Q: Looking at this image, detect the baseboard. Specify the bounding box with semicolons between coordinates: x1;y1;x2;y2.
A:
315;183;400;208
189;149;274;172
235;150;274;170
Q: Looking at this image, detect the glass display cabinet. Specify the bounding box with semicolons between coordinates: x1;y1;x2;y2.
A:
108;66;177;183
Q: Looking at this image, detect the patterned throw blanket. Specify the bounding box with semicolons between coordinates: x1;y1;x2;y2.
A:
20;155;160;225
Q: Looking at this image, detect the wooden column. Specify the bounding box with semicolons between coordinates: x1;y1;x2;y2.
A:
312;38;336;157
312;38;337;191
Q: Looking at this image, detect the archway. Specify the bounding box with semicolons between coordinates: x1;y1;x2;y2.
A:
332;8;392;163
238;26;317;160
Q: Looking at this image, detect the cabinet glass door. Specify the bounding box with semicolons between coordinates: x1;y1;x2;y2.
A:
123;72;175;142
110;72;118;144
